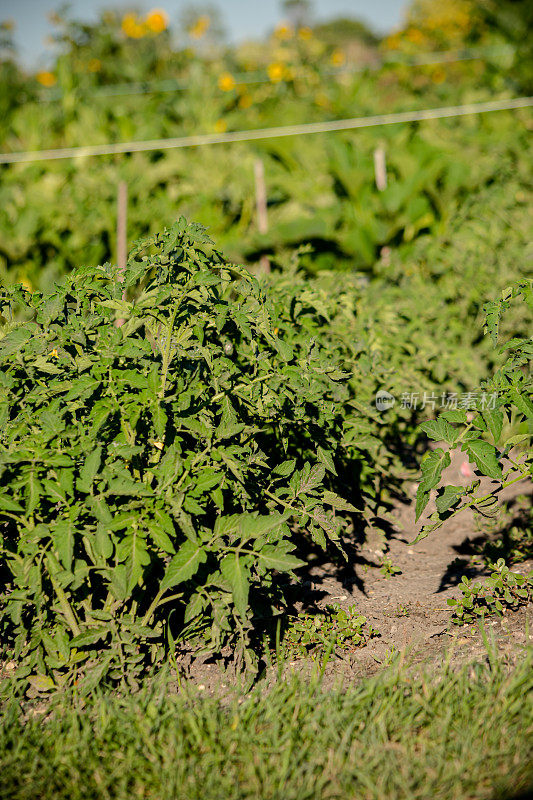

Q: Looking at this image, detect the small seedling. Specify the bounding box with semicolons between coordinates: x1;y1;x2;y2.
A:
380;555;402;578
393;603;410;617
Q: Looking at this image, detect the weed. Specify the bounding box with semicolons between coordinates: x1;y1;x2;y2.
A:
380;555;402;578
281;604;379;660
447;559;533;625
393;603;410;617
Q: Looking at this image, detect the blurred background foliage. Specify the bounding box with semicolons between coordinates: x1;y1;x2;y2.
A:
0;0;531;290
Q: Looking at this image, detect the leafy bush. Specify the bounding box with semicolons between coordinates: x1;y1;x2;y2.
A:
0;218;388;688
415;280;533;538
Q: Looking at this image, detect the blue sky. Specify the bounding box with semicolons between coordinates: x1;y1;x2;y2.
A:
1;0;409;67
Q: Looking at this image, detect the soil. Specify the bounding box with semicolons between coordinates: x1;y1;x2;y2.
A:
182;448;532;693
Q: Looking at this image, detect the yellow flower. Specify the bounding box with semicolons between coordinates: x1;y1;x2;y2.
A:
238;92;252;109
331;49;345;66
153;441;164;450
189;14;210;39
88;58;101;73
298;26;312;40
36;71;56;87
145;9;168;33
274;22;293;40
407;28;424;44
49;349;58;359
20;277;33;292
267;62;285;83
122;13;145;38
214;119;227;133
383;33;400;50
218;72;236;92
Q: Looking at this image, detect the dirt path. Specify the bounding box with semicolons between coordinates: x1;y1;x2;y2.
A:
185;449;532;690
296;449;533;682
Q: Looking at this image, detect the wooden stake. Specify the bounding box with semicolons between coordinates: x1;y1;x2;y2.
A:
373;146;387;192
253;158;270;273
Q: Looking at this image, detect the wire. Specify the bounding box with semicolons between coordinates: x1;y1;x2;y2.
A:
1;96;531;165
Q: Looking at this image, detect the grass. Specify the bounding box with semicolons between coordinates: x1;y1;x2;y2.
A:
1;640;532;800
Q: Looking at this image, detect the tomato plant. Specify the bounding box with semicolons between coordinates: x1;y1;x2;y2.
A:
415;281;533;538
0;219;390;687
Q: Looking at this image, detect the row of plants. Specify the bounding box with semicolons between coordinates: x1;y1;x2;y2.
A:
0;3;530;288
1;164;531;689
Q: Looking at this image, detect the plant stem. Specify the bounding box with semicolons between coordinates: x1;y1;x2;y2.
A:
47;564;81;637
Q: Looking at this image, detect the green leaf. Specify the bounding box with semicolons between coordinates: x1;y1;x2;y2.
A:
272;459;296;477
503;433;531;447
292;463;326;497
77;654;114;695
147;522;176;554
108;565;128;602
273;337;293;362
420;418;458;445
462;439;503;481
238;512;288;540
26;472;43;515
419;448;451;494
106;478;151;497
95;525;114;561
482;408;504;444
160;540;207;593
441;409;468;424
77;447;102;492
0;496;24;513
87;496;113;524
0;326;33;358
317;447;337;475
71;628;109;648
119;533;150;592
42;479;66;504
415;488;430;521
53;521;76;571
153;404;168;440
220;553;250;618
183;592;205;624
322;490;357;513
258;547;305;572
509;388;533;421
40;408;65;439
435;485;465;514
190;469;222;495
